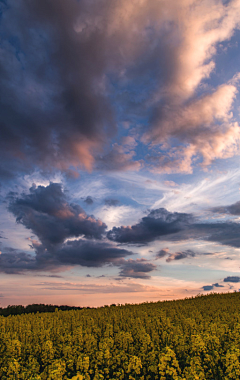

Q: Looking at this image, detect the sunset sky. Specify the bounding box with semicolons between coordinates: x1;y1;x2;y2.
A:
1;0;240;307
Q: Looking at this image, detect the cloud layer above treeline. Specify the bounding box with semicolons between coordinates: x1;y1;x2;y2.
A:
1;182;240;279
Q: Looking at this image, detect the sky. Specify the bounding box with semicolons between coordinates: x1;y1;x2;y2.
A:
1;0;240;307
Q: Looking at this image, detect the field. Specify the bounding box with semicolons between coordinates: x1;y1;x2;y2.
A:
1;293;240;379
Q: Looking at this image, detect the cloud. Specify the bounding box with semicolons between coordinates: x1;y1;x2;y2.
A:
104;199;120;207
164;181;179;187
3;183;144;274
1;0;239;178
0;238;133;274
0;0;116;178
118;258;156;279
2;182;137;274
213;283;224;287
202;282;224;291
55;239;133;267
202;285;215;291
84;196;94;205
107;208;194;244
140;0;240;173
0;242;71;274
36;274;63;278
8;183;107;245
171;220;240;248
156;248;212;262
108;206;240;248
192;222;240;248
210;200;240;215
0;249;38;274
223;276;240;282
96;144;142;172
166;250;196;262
156;248;170;258
35;281;159;294
145;83;240;173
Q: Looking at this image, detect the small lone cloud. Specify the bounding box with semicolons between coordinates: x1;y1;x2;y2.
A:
202;285;214;291
118;258;156;279
224;276;240;283
84;196;94;205
156;248;169;258
156;248;195;262
105;199;120;207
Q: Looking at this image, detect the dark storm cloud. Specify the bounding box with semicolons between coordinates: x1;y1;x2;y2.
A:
105;199;120;207
0;243;63;274
107;208;194;244
223;276;240;283
118;259;156;279
210;201;240;215
84;196;94;205
0;250;36;274
0;0;117;178
8;183;107;245
0;239;134;274
177;220;240;248
0;0;157;178
1;0;239;178
191;222;240;248
3;182;138;274
108;207;240;248
55;239;133;267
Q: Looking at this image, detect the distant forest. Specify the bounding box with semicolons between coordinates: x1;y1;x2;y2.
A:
1;293;240;379
0;304;85;317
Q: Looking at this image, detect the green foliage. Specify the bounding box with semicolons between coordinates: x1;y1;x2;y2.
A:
0;292;240;379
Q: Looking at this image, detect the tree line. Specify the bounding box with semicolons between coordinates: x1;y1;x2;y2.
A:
0;304;85;317
1;292;240;379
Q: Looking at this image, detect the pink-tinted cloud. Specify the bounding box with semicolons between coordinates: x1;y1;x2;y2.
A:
146;82;240;173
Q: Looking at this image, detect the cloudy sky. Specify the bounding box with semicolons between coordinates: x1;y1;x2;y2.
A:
1;0;240;307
